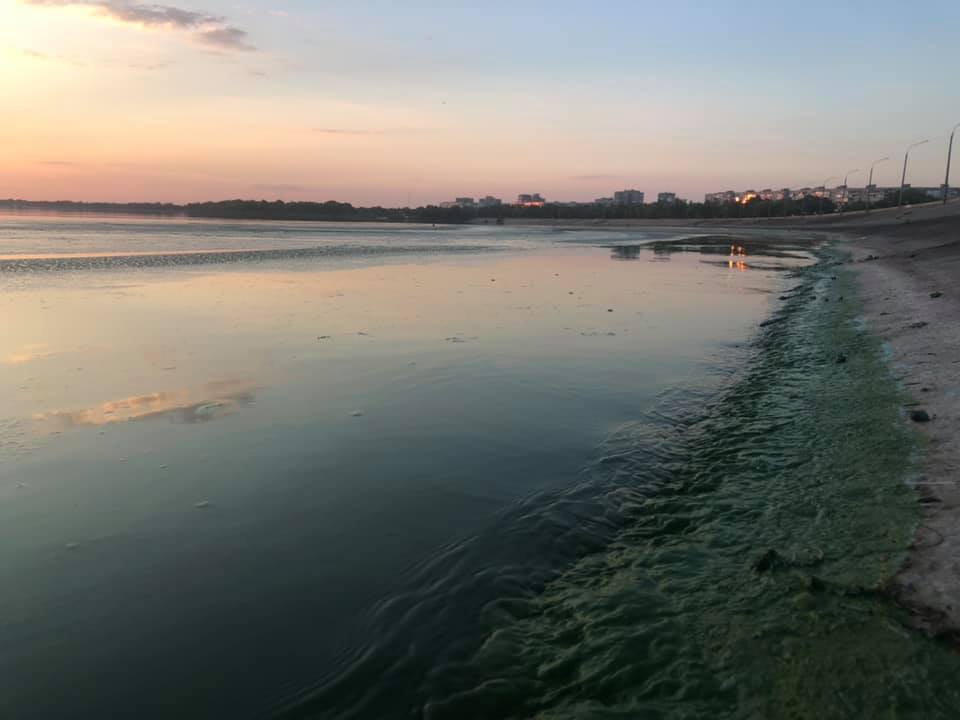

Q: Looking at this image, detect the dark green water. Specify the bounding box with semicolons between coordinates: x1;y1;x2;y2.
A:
296;249;960;719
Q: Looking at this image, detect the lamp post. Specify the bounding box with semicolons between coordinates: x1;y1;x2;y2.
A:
944;123;959;205
819;176;837;216
899;139;929;208
841;168;860;211
865;157;889;212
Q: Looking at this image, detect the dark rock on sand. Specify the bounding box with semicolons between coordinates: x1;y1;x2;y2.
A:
910;409;931;423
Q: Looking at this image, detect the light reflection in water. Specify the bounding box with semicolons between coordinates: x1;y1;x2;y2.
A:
33;379;257;429
5;343;56;365
729;244;747;271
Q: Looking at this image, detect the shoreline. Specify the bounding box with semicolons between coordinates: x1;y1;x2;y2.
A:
839;209;960;640
662;201;960;640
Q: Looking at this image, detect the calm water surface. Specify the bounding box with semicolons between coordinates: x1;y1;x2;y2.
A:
2;216;957;719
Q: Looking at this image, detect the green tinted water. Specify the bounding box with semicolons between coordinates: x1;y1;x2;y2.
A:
419;249;960;719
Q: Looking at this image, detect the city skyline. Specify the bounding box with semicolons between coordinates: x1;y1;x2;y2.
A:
2;0;959;205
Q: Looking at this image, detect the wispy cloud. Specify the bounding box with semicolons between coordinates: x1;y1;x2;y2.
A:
309;127;433;137
252;183;316;192
311;128;383;136
570;174;626;182
22;0;255;51
20;48;51;60
128;60;172;71
37;160;77;166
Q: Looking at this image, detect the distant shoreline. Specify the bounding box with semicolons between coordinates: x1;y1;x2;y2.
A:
5;197;955;227
0;199;471;225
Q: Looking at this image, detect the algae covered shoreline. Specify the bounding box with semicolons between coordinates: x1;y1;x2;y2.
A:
285;242;960;719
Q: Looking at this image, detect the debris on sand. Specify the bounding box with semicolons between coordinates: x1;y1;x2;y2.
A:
910;321;929;329
930;291;943;299
195;500;211;509
909;409;931;423
350;410;364;417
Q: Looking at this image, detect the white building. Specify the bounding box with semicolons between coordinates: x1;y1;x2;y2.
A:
705;190;737;204
614;189;645;205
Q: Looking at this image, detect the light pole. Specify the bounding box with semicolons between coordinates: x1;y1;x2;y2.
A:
841;168;860;211
944;122;959;204
866;156;889;212
819;176;837;216
899;139;929;208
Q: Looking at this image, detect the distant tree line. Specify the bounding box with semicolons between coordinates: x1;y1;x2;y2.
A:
0;188;939;225
0;199;472;224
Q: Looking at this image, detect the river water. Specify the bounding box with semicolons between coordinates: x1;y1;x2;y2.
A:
1;215;957;719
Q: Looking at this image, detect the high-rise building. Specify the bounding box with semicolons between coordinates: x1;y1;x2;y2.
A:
613;189;644;205
657;192;677;203
479;196;502;207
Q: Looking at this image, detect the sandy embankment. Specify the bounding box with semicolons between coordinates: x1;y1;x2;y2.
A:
838;206;960;638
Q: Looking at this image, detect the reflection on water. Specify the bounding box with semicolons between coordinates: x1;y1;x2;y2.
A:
610;245;644;261
5;343;56;365
34;379;257;429
0;221;830;720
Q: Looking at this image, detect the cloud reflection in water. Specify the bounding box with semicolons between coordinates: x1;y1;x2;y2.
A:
34;379;257;430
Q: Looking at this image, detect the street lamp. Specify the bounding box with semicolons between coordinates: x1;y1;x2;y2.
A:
841;168;860;211
899;139;929;208
866;156;889;212
943;122;960;205
819;176;837;215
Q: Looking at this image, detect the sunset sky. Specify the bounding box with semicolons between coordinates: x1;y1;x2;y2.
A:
2;0;958;206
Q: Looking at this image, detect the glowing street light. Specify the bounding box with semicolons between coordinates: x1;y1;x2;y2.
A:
865;157;889;213
943;122;960;205
899;139;929;208
818;176;837;215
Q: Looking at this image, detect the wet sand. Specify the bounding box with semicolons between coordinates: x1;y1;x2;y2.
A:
835;204;960;639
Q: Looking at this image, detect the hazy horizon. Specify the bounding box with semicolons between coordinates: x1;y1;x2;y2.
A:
3;0;958;206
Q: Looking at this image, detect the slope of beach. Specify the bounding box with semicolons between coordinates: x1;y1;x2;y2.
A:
736;201;960;638
830;204;960;639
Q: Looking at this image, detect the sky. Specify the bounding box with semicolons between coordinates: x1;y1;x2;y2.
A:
2;0;959;206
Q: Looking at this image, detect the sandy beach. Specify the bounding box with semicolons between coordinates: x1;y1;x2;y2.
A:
834;204;960;640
